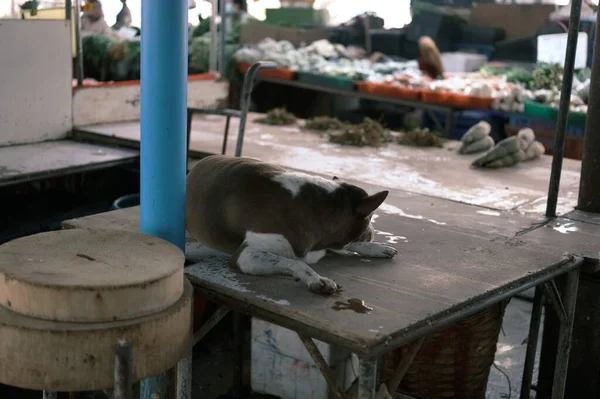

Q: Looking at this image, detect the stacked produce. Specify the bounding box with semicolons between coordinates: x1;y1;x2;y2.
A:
471;128;545;169
458;121;494;154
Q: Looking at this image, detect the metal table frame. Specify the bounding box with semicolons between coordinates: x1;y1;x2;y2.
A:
187;256;584;399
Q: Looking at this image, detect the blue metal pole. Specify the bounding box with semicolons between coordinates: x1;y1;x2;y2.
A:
140;0;187;249
140;0;188;396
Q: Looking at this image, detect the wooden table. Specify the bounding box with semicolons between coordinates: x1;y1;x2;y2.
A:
61;182;584;399
0;139;138;187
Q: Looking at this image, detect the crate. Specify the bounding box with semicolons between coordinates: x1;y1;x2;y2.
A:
423;109;507;141
296;72;355;91
506;113;584;160
357;82;422;101
238;62;297;81
522;101;586;132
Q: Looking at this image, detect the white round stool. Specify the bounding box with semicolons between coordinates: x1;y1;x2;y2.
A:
0;229;193;397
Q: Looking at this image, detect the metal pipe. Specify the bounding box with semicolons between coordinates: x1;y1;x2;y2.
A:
139;0;188;394
114;340;133;399
577;8;600;212
551;268;581;399
140;0;188;249
235;61;277;157
65;0;72;20
219;0;227;77
73;0;84;86
209;0;218;72
520;287;544;399
176;354;193;399
545;0;583;217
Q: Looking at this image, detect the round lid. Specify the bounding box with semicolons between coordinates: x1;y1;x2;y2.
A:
0;229;185;322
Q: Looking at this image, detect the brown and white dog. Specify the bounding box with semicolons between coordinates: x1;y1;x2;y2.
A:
185;155;397;295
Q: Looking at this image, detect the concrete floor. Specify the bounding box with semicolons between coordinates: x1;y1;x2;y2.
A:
76;114;581;398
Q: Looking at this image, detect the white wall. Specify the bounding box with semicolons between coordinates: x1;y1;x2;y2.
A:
0;20;73;146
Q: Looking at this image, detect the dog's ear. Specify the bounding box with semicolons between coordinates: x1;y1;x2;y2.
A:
355;191;388;217
332;176;339;181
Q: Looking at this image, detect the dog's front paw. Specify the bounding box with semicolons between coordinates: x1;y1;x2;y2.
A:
346;241;398;258
373;243;398;258
308;276;338;295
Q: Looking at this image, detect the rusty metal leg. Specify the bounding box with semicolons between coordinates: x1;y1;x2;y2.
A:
297;333;345;399
358;358;378;399
235;61;277;157
551;268;581;399
222;116;231;155
42;392;58;399
176;354;193;399
520;286;544;399
541;281;567;323
386;337;425;394
114;340;133;399
230;312;245;398
192;306;231;347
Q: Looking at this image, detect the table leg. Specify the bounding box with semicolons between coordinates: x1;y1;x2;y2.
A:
520;286;544;399
222;116;231;155
231;312;245;398
551;268;580;399
114;340;133;399
176;353;193;399
358;358;378;399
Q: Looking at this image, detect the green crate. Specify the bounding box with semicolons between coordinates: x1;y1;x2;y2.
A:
297;72;356;91
523;100;587;130
265;8;329;27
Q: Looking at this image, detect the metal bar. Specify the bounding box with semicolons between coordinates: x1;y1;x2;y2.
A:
235;62;277;157
358;358;378;399
425;110;445;133
192;306;230;347
209;0;218;72
114;340;133;399
65;0;72;20
542;281;567;324
176;354;193;399
545;0;583;217
222;116;231;155
551;268;580;399
386;337;425;394
445;109;455;137
231;312;245;397
520;286;544;399
73;0;84;86
140;0;188;249
297;333;345;399
43;392;58;399
219;0;227;77
577;7;600;212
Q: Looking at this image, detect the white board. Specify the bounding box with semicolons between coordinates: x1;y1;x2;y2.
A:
537;32;589;70
0;20;73;146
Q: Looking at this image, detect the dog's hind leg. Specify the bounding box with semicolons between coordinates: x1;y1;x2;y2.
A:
230;232;338;295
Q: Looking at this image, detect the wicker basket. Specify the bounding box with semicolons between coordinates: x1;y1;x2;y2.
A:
383;300;509;399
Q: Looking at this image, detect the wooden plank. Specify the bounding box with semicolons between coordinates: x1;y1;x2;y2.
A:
183;212;572;356
0;140;138;186
76;113;582;214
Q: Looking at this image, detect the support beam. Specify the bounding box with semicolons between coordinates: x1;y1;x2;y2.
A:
577;9;600;212
545;0;582;217
140;0;188;396
297;333;345;399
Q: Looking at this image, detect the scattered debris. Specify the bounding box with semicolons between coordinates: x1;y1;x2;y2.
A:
328;117;392;147
255;107;297;126
304;116;346;131
397;128;444;147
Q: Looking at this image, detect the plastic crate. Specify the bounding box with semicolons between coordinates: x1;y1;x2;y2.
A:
508;113;585;136
296;72;356;91
523;101;586;133
423;109;507;141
